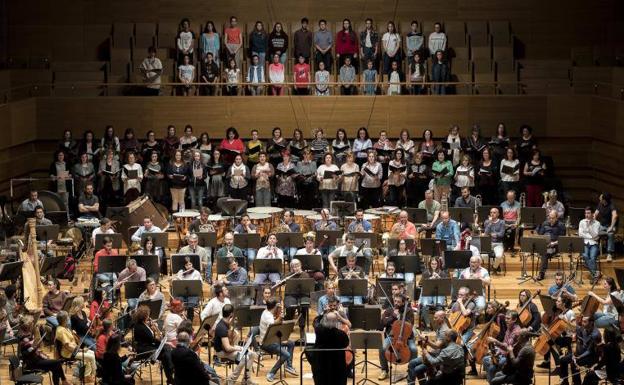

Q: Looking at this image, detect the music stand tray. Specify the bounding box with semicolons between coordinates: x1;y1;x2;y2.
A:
471;235;492;254
420;238;446;257
296;254;323;272
349;232;378;249
253;259;283;275
234;233;261;250
228;285;257;308
94;233;123;250
216;257;246;275
421;278;452;297
39;256;65;278
348;306;383;330
387;254;422;275
449;207;474;224
453;278;485;296
124;281;147;300
261;320;296;348
520;207;547;228
444;251;473;270
285;278;315;298
171;279;203;300
614;268;624;290
0;261;24;282
404;208;428;224
170;253;201;273
275;232;304;249
338;278;368;299
234;306;264;328
36;225;59;243
97;255;128;274
137;299;163;319
557;236;584;254
132;255;160;278
141;232;168;249
197;232;217;248
316;230;342;247
350;330;383;347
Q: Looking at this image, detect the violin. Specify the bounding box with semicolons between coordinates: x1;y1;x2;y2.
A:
384;301;413;364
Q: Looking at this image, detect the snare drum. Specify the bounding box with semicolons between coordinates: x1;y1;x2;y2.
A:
365;208;398;232
294;210;316;233
248;213;272;238
248;207;283;232
345;214;381;233
208;214;232;243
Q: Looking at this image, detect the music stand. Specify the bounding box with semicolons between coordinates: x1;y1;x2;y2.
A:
94;233;123;250
97;255;128;274
351;330;384;385
47;212;68;228
170;253;201;274
197;232;217;248
253;259;283;276
477;206;502;225
260;320;296;385
141;232;168;249
337;256;367;271
387;255;422;275
132;255;160;279
0;261;24;282
124;281;147;300
338;278;368;305
350;232;378;249
449;207;474;225
421;278;452;300
386;239;416;253
234;306;264;328
444;250;473;271
420;238;446;258
331;201;356;218
285;278;315;299
171;279;203;302
276;232;304;250
558;236;585;285
39;256;65;278
137;299;163;319
520;207;547;228
296;254;323;272
567;208;585;230
228;285;257;308
316;230;342;248
216;257;245;275
349;305;382;330
614;268;624;290
453;278;485;298
36;225;59;254
539;294;556;319
471;235;492;254
519;236;550;284
233;232;261;249
404;208;428;224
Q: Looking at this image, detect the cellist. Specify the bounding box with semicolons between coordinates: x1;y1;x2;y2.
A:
407;310;451;384
547;271;578;301
517;289;541;332
482;310;522;383
536;295;576;369
378;294;417;381
467;300;507;375
449;286;478;345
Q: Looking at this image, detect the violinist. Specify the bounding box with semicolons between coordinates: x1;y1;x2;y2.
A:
537;295;575;369
458;256;491;311
420;329;465;385
548;271;578;301
338;254;366;305
171;331;218;385
18;318;70;385
284;259;311;333
489;329;536;385
115;258;147;310
481;310;522;383
557;316;601;385
163;299;185;346
68;296;96;350
137;277;166;318
377;294;417;381
517;289;541;332
407;310;452;384
132;305;174;384
55;311;97;383
587;276;622;329
259;298;298;381
418;257;448;329
174;256;202;320
450;286;478;344
254;234;284;285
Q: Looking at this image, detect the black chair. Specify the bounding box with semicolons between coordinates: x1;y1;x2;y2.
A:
8;355;43;385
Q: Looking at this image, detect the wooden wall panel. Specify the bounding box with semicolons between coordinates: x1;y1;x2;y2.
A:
545;95;591;137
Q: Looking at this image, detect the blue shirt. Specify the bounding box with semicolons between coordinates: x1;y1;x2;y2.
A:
131;225;163;243
435;220;460;250
548;283;576;297
318;294;330;313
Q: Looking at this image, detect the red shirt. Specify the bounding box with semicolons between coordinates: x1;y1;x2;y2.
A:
224;27;241;44
336;30;358;55
93;248;118;273
294;63;310;86
219;138;245;165
95;332;111;359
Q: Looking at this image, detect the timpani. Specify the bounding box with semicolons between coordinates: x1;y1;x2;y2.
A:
208;214;232;243
248;213;272;238
247;207;283;232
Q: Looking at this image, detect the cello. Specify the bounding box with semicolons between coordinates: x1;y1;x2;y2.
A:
448;292;476;335
384;300;413;364
471;301;510;364
533;318;570;356
517;290;540;327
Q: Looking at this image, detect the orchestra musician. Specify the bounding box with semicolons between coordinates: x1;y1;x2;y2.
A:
347;209;373;232
55;311;97;382
594;192;618;262
314;208;338;231
222;257;249;286
173;256;202;320
547;271;578;301
483;207;506;272
200;283;231;323
254;234;284;285
136;235;165;278
481;310;522;383
68;296;95;350
171;331;218;385
536;210;566;281
91;217;115;246
20;189;43;212
137;277;166;318
537;295;576;369
578;207;601;282
458;256;491;311
542;189;565;219
280;210;301;261
500;190;521;251
557;316;601;385
283;259;312;333
212;304;258;384
435;211;461;250
295;235;325;286
517;289;541;332
215;232;244;266
581;326;621;385
163;299;185;347
391;210;419;240
420;329;465;385
179;233;212;283
187;207;214;234
587;276;622;329
317;281;338;314
418;257;449;329
489;329;536;385
42;278;69;329
130;216;163;243
93;236;119;292
328;234;367;274
418;190;441;234
338;254;366;305
380;261;403;279
377;294;417;381
450;286;478;344
114;258;147;310
233;214;259;265
259;298;298;381
454;186;480;209
407;310;451;384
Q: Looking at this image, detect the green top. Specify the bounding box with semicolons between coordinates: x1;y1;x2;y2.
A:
431;160;453;186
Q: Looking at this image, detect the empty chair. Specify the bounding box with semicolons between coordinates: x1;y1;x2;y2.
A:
467;21;489;46
135;23;157;49
113;22;134;49
489;20;512;46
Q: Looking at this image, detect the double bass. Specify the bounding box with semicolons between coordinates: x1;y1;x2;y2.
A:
471;301;510;364
384;301;413;364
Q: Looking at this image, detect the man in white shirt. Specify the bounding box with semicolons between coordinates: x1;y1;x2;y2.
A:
458;256;491;311
254;234;283;285
200;283;231;322
427;22;447;57
131;217;163;243
139;47;163;96
179;233;212;283
258;298;297;381
579;207;601;282
91;217;116;246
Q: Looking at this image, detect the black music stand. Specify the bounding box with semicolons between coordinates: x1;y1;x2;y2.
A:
98;255;128;274
387;255;422;276
444;250;473;271
350;232;378;249
386;239;416;253
421;278;452;314
520;207;547;228
216;257;244;275
253;258;283;277
337;256;367;271
260;321;296;385
46;212;69;228
132;255;160;280
0;261;24;282
338;278;368;305
137;299;163;319
94;233;123;250
234;306;264;328
234;233;261;270
471;235;492;254
170;253;201;273
519;236;549;285
39;256;65;278
349;305;382;330
557;236;585;285
141;232;168;249
404;208;428;224
36;225;59;254
296;254;323;272
566;208;585;230
197;232;217;248
453;278;485;299
124;281;147;300
420;238;446;258
331;201;356;218
285;278;315;333
228;285;257;308
376;278;405;308
276;232;304;252
171;279;203;302
449;207;474;225
316;230;342;248
351;330;384;385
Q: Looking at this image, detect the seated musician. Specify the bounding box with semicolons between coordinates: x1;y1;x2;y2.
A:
345;211;375;274
78;183;100;218
114;258;146;310
578;207;601;282
233;214;258;265
187;207;213;234
328;234;367;274
254;234;283;285
215;232;244;267
420;329;465;385
500;190;521;251
482;310;522;383
483;207;505;272
20;189;43;212
213;304;257;384
163;299;185;347
132;304;175;383
93;236;119;291
594;192;618;262
257;286;273;306
171;331;218;385
260;298;298;381
173;256;202;320
338;254;366;305
380;261;404;279
418;190;441;233
454;186;481;209
17;316;70;385
587;276;622;328
130;216;163;243
548;271;578;301
377;294;417;381
419;257;449;328
42;278;69;328
458;256;491;311
582;326;621;385
386;239;415;283
54;311;97;382
200;283;231;322
557;316;601;385
95;319;114;360
135;236;163;279
542;190;565;219
222;257;249;286
24;205;52;234
391;210;419;240
450;286;478;344
435;211;461;250
313;208;338;257
283;258;313;333
537;295;576;369
296;235;325;287
536;210;566;281
91;217;115;246
489;329;536;385
317;281;338;314
137;277;166;318
407;310;451;384
179;233;212;283
280;210;301;260
517;289;541;332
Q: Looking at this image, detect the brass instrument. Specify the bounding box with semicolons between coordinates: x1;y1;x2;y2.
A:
441;192;449;212
542;191;550;206
343;267;362;279
198;222;216;233
270;219;291;234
